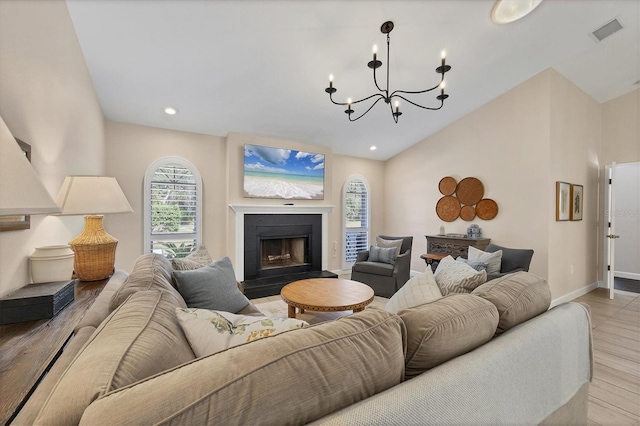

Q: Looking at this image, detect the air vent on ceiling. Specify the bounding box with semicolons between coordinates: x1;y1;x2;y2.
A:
590;18;623;42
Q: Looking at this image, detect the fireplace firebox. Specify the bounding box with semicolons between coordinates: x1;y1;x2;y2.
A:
242;214;336;298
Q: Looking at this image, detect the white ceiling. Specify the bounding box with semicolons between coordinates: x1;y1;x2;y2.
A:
66;0;640;161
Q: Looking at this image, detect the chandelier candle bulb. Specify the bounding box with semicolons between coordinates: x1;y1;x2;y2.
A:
329;74;333;89
372;44;378;61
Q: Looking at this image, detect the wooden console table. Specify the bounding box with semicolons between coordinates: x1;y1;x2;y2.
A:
424;234;491;259
0;278;107;425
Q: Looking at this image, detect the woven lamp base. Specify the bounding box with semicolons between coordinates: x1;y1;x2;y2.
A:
69;215;117;281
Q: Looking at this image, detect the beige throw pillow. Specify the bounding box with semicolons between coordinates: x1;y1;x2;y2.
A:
385;268;442;314
171;246;213;270
468;246;503;276
399;294;498;378
176;308;308;357
472;271;551;335
434;255;487;296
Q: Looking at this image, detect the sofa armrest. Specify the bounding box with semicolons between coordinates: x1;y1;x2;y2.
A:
355;251;370;262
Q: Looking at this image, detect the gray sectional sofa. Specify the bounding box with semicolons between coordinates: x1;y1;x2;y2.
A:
14;253;593;425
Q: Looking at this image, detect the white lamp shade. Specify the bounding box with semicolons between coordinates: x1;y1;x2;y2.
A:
0;116;61;215
56;176;133;215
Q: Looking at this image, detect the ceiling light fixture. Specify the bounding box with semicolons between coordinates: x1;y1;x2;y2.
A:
491;0;543;24
325;21;451;123
164;107;177;115
370;146;377;151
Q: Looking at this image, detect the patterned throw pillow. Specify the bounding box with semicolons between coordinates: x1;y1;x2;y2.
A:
369;245;397;265
434;255;487;296
456;257;489;272
175;308;309;357
171;246;213;270
385;268;443;314
467;246;502;276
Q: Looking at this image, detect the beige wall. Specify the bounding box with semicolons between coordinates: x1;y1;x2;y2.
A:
548;71;602;298
385;70;552;280
385;69;605;300
601;89;640;165
0;0;105;297
105;121;227;273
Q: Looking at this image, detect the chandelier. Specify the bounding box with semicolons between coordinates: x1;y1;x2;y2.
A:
325;21;451;123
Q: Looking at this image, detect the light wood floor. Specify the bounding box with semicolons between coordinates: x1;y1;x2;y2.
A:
573;288;640;426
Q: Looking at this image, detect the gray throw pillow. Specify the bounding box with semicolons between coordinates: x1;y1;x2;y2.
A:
172;257;250;314
456;257;489;272
369;245;397;265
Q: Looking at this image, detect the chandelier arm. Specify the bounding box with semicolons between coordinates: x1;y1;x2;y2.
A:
392;94;445;111
389;101;399;124
390;78;443;97
373;67;385;93
348;96;387;121
330;92;385;106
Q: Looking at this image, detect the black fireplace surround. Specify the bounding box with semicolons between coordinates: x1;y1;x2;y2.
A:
242;214;336;298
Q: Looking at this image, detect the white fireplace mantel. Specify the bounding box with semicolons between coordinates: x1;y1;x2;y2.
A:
230;204;334;281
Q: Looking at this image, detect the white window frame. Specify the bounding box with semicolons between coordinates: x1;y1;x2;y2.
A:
342;174;370;269
143;156;202;256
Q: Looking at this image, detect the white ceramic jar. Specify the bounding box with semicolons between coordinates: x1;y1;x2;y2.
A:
29;245;74;284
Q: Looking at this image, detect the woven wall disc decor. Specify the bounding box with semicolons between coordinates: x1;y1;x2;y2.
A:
436;195;461;222
476;199;499;220
460;205;476;221
438;176;457;196
456;177;484;206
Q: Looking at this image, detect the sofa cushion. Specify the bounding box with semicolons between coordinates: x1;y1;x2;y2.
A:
456;257;489;272
376;236;403;256
79;308;406;426
172;256;250;313
108;253;183;312
35;290;195;426
75;270;129;332
352;261;395;276
385;268;442;314
369;245;397;265
434;255;487;295
176;308;308;357
399;294;498;378
171;245;213;270
468;246;503;276
471;271;551;335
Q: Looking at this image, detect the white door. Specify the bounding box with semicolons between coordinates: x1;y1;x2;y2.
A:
603;163;621;299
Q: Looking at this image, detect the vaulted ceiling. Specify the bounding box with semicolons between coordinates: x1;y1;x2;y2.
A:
66;0;640;160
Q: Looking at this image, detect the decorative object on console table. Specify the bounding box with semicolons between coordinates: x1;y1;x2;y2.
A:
0;116;61;230
556;181;570;221
55;176;133;281
0;280;75;325
570;184;583;221
29;245;75;284
425;234;491;259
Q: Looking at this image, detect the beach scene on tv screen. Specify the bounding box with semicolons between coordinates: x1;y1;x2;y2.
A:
244;144;325;200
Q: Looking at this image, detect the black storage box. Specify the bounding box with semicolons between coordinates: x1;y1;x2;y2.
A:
0;280;75;325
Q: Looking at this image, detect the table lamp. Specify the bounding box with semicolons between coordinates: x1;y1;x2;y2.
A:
0;116;61;216
55;176;133;281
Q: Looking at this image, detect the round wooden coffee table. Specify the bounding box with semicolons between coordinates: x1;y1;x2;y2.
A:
281;278;375;319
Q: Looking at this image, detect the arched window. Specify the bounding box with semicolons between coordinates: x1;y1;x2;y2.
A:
343;175;370;268
144;157;202;258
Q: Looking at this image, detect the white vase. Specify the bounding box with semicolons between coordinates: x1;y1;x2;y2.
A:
30;245;75;284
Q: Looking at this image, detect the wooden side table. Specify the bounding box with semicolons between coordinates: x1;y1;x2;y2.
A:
0;278;108;425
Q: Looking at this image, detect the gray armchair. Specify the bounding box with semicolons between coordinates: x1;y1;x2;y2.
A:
350;235;413;298
485;243;534;281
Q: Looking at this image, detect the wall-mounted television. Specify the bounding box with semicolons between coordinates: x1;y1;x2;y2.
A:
243;144;325;200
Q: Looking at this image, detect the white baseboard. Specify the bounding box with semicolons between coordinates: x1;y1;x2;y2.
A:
332;269;351;276
597;280;607;288
550;281;599;308
615;271;640;281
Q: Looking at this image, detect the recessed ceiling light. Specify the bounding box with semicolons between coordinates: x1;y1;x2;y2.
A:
164;107;177;115
370;146;377;151
491;0;543;25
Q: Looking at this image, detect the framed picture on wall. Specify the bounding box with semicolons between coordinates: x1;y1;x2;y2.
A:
556;181;570;221
570;184;583;221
